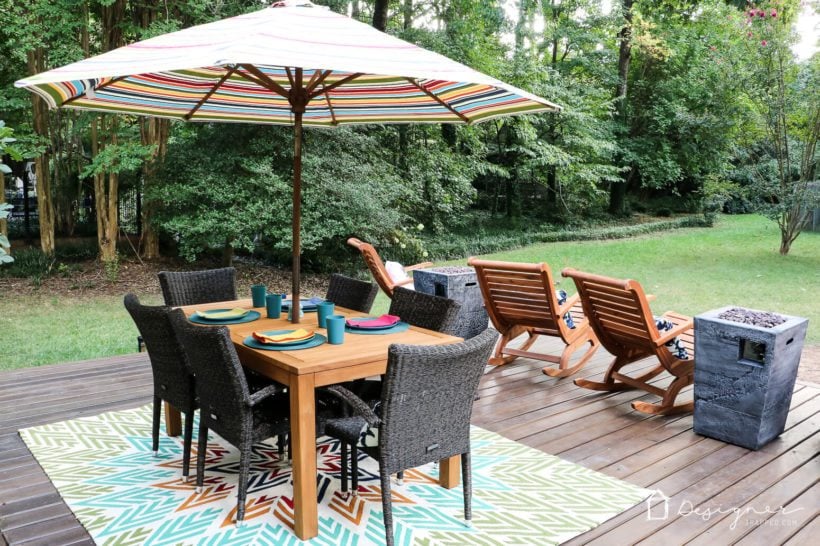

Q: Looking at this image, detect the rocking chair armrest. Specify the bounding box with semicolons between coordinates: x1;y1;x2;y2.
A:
557;292;581;315
654;318;694;346
248;384;286;407
321;385;381;427
404;261;434;272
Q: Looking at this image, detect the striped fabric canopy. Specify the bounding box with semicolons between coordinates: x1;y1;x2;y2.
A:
15;2;559;126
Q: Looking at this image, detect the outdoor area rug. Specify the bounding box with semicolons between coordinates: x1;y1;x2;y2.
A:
20;405;650;545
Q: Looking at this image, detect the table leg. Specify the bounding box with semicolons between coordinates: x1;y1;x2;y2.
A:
290;374;318;540
439;455;461;488
164;402;181;437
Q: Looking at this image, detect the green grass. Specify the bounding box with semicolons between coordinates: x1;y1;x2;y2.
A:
377;214;819;341
1;215;817;372
0;294;162;371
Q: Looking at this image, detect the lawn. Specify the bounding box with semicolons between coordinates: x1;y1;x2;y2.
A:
1;214;818;371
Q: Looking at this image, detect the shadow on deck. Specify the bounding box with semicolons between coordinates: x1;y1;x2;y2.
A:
1;338;818;545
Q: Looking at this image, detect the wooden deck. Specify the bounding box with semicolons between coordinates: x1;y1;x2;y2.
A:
1;340;818;545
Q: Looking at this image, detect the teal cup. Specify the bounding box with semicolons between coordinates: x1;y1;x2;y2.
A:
266;293;282;318
251;284;266;307
317;301;335;328
326;315;346;345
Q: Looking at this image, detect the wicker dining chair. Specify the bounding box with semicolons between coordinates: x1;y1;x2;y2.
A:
157;267;237;307
349;287;463;406
323;328;498;546
124;293;197;482
133;267;240;354
168;310;290;525
325;273;379;313
388;286;461;336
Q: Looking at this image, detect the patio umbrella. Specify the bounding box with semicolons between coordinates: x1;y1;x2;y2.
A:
15;0;559;322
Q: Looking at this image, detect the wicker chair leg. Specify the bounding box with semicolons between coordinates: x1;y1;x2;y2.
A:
236;436;252;524
182;410;194;482
151;396;161;455
351;445;359;495
195;422;208;493
396;470;404;485
461;452;472;526
340;442;349;494
380;465;395;546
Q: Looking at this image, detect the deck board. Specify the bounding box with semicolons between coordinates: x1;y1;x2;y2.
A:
1;338;818;545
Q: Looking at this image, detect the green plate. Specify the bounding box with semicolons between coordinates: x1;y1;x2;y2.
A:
189;310;261;325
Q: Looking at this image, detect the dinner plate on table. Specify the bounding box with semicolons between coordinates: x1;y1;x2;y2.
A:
189;309;261;325
243;330;327;351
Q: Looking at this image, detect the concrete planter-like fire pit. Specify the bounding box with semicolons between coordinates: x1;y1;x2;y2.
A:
693;306;808;450
414;266;489;339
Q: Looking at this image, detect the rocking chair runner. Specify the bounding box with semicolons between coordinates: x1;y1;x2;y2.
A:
561;268;695;415
347;237;432;298
467;258;599;377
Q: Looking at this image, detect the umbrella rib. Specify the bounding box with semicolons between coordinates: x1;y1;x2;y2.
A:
285;68;295;89
239;64;290;98
63;75;128;106
405;77;469;123
183;66;238;121
307;73;363;100
321;83;338;126
306;70;331;95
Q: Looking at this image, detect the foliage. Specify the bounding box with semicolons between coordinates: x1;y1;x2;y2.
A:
1;120;22;264
733;1;820;254
424;213;711;259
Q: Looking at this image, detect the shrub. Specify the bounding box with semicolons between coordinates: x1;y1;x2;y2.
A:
0;248;54;278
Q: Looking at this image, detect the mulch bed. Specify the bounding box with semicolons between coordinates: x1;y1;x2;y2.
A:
0;256;330;299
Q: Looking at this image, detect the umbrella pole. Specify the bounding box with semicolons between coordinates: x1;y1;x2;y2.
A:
291;111;302;323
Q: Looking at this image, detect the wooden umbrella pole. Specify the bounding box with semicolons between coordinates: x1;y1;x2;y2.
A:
291;110;302;324
290;68;307;324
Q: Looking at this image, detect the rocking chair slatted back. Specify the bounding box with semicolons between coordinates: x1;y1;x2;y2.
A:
562;267;696;415
468;258;598;377
473;261;564;334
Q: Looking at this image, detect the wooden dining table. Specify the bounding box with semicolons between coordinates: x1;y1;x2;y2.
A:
172;298;462;540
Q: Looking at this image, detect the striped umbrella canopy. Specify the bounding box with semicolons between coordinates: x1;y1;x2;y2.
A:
16;0;559;322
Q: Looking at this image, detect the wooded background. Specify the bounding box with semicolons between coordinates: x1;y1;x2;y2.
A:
0;0;817;268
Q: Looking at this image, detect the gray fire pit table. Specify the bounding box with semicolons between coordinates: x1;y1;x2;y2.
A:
693;306;808;450
413;266;489;339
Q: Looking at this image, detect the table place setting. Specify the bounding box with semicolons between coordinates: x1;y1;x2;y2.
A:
188;307;261;325
345;313;410;335
243;328;327;351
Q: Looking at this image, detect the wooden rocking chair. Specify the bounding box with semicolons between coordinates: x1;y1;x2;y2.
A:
561;268;695;415
347;237;432;298
468;258;599;377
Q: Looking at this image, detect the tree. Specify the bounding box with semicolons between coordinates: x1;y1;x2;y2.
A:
0;120;21;264
741;1;819;254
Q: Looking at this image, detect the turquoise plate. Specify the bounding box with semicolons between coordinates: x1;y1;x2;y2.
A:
345;321;410;335
244;331;327;351
189;310;261;325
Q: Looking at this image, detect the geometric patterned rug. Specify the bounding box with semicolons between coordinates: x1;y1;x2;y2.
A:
20;405;650;545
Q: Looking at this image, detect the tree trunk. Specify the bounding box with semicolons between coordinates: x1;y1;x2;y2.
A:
351;0;360;20
608;0;634;216
373;0;390;32
139;117;169;259
402;0;412;30
27;48;56;255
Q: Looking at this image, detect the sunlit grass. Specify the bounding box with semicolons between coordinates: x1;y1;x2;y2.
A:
1;215;817;372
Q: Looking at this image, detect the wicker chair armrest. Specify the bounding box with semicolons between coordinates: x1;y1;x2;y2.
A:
248;384;286;407
321;385;381;427
654;317;694;346
404;261;434;272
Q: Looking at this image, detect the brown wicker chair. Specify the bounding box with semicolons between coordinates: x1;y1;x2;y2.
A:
124;294;197;482
347;237;432;298
325;273;378;313
324;328;498;546
468;258;599;377
157;267;237;307
168;309;290;525
562;267;695;415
